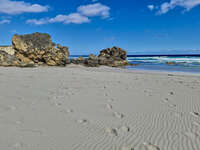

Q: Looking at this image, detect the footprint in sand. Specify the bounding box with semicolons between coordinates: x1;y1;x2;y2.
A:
54;102;62;106
6;105;17;111
19;129;43;135
12;142;24;149
121;146;134;150
108;98;114;103
193;121;200;128
119;126;130;133
66;109;73;113
105;104;113;110
168;104;177;108
60;109;73;114
173;111;183;118
104;93;108;97
0;105;17;112
113;112;124;119
142;142;160;150
162;98;170;104
15;120;24;125
105;128;118;136
190;111;200;117
162;98;177;108
77;119;88;124
184;132;199;139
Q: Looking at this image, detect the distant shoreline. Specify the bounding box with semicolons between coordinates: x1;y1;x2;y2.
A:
0;45;11;47
70;54;200;57
1;46;200;57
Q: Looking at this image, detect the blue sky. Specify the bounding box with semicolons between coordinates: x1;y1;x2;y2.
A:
0;0;200;55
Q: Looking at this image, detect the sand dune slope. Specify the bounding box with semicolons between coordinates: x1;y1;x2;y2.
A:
0;65;200;150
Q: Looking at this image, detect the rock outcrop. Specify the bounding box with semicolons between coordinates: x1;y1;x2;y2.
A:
0;50;19;66
12;33;69;66
0;33;129;68
12;32;69;66
0;32;69;67
71;46;129;67
0;50;35;67
0;46;15;55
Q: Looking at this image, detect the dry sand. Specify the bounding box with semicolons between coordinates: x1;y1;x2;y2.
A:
0;65;200;150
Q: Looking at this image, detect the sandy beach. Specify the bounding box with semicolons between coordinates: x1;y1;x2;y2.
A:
0;65;200;150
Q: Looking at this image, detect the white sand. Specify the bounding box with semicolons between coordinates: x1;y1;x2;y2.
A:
0;65;200;150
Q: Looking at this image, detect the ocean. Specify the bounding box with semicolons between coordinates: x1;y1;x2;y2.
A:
70;55;200;73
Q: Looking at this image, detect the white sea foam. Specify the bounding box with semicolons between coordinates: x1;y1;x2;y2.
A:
128;56;200;64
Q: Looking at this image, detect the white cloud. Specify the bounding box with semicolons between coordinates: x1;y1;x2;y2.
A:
147;5;155;11
0;0;48;15
77;3;110;18
27;3;110;25
62;13;90;24
158;0;200;14
27;13;90;25
49;15;68;23
50;13;90;24
26;18;49;25
0;19;10;24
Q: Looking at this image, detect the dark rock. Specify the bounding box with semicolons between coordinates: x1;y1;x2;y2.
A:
166;62;175;65
70;47;129;67
70;56;85;65
89;54;97;60
98;46;128;67
12;32;53;53
99;46;127;60
85;54;99;67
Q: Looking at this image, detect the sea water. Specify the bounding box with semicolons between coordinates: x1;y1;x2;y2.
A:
70;55;200;73
127;55;200;73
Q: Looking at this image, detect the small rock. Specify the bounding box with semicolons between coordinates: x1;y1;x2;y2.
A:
190;112;200;117
166;62;175;65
